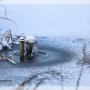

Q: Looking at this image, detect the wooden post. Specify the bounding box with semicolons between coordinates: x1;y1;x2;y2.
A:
20;37;24;61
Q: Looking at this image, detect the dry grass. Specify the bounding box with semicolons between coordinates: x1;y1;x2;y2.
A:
0;3;17;45
4;30;13;43
76;43;87;90
14;75;38;90
0;53;16;64
14;70;64;90
76;65;83;90
33;78;44;90
0;2;17;35
0;30;13;43
45;70;64;90
82;43;87;64
20;75;38;87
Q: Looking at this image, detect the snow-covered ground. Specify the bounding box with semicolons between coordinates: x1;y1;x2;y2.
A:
0;3;90;90
0;36;90;90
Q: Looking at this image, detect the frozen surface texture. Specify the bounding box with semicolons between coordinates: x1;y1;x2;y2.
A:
0;37;90;90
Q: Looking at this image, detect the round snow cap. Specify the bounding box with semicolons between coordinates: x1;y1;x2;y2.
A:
25;36;36;44
20;37;24;41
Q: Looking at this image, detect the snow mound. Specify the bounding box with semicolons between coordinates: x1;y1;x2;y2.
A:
25;36;37;43
19;37;24;41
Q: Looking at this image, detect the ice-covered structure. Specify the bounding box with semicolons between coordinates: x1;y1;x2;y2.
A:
25;36;38;59
25;36;37;44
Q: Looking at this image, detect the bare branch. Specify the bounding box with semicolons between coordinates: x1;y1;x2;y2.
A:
76;43;87;90
0;4;17;34
0;5;7;18
0;16;16;24
14;75;38;90
33;78;44;90
14;70;64;90
76;66;83;90
45;70;64;90
5;57;16;64
82;43;87;63
20;75;38;86
0;53;16;64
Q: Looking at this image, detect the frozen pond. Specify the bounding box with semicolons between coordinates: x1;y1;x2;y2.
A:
0;37;74;68
0;36;90;90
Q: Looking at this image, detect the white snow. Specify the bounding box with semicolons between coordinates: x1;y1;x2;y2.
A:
19;36;24;41
0;37;90;90
2;41;12;49
0;4;90;90
25;36;37;43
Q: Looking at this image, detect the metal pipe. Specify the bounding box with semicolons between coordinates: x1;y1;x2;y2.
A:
20;37;24;61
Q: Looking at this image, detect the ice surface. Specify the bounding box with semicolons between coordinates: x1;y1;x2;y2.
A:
0;4;90;90
0;37;90;90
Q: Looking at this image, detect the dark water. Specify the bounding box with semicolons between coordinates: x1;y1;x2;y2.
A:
0;43;74;68
0;37;75;86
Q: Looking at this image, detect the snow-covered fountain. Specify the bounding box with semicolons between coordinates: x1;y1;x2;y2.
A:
0;30;73;66
19;35;47;62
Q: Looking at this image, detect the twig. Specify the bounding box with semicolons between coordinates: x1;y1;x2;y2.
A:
14;75;38;90
76;63;83;90
45;70;64;90
20;75;38;86
0;53;16;64
0;5;7;18
0;4;16;24
0;4;17;34
0;16;16;24
82;43;87;63
33;78;44;90
14;70;64;90
5;57;16;64
76;43;86;90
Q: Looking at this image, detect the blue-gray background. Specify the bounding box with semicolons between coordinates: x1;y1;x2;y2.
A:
0;4;90;38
